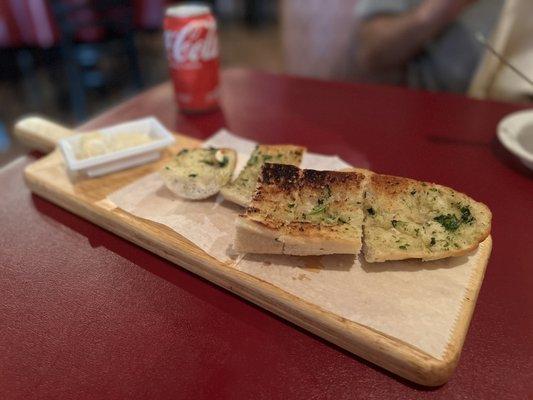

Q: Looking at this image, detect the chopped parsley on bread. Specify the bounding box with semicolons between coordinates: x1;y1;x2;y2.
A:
234;165;491;262
234;163;366;255
160;147;237;200
362;173;492;262
220;144;305;207
166;142;492;262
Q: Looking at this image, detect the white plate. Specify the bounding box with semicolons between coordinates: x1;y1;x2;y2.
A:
59;117;175;177
497;110;533;170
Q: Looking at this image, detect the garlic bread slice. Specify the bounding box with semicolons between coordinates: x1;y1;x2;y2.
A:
234;163;367;256
160;148;236;200
221;144;305;207
363;173;492;262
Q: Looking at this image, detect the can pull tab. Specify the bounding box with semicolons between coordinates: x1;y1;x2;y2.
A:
14;116;74;153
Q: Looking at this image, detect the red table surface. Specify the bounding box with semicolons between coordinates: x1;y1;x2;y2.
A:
1;69;532;399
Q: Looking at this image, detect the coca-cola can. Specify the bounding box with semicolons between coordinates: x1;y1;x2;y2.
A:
164;4;220;113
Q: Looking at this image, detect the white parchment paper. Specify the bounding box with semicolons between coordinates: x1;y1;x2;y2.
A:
107;130;482;359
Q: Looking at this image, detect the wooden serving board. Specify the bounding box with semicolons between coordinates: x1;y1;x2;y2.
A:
19;118;491;387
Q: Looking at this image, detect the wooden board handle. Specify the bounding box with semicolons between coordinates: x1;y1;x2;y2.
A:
14;116;74;153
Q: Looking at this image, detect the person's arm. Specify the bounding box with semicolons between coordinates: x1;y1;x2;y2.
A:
356;0;477;81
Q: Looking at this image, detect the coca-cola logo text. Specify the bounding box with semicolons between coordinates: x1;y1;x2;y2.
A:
165;20;219;66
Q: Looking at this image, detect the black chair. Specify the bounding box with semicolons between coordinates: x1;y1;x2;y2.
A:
50;0;144;121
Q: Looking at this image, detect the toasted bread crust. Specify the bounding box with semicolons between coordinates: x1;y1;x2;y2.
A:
235;164;366;256
235;165;492;262
234;217;362;256
221;145;305;207
370;173;413;196
258;163;300;189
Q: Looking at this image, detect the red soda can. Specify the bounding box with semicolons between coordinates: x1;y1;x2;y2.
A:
164;4;220;113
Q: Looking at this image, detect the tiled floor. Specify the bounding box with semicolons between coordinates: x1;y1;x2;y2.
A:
0;21;282;166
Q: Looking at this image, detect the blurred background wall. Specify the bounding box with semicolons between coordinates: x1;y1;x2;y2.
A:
0;0;531;166
0;0;285;165
282;0;359;80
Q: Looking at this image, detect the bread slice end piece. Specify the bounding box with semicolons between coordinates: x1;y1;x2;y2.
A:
362;173;492;263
